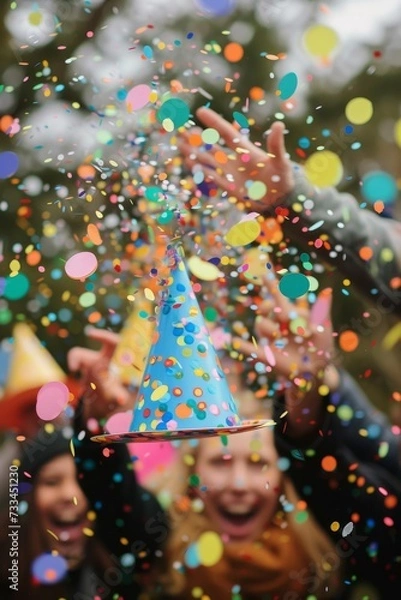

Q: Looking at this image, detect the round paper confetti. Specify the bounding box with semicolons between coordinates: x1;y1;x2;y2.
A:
0;151;19;179
187;256;221;281
321;455;337;472
247;181;267;200
105;411;133;434
201;128;220;144
184;543;200;568
302;25;339;58
304;150;343;187
195;0;236;17
394;118;401;148
225;219;261;247
361;171;397;205
2;273;30;300
65;252;98;280
197;531;224;566
32;553;68;584
278;272;310;299
345;97;373;125
233;111;249;128
126;84;152;112
36;382;70;420
156;98;190;129
338;330;359;352
224;42;244;63
277;72;298;100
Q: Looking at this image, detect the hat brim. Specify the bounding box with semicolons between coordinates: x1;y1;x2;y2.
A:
0;378;82;431
91;418;275;443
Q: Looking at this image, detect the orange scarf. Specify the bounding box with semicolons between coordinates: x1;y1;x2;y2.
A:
172;519;319;600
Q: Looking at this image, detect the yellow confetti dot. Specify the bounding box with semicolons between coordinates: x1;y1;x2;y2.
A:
151;384;168;401
345;97;373;125
394;118;401;148
302;24;339;58
28;11;43;26
144;287;155;301
197;531;223;566
225;219;261;247
304;150;343;187
187;256;221;281
83;527;95;537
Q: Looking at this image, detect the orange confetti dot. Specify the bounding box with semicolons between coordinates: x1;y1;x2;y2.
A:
249;86;265;101
258;218;283;244
339;330;359;352
88;311;102;324
170;79;184;93
223;42;244;63
77;164;96;180
214;150;228;164
390;277;401;290
384;495;398;509
359;246;373;261
26;249;41;266
321;455;337;472
188;133;203;147
87;223;103;246
0;115;13;132
373;200;385;214
175;403;192;419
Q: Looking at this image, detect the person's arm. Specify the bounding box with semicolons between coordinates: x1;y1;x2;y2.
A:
279;167;401;312
273;370;401;589
181;107;401;309
68;330;169;574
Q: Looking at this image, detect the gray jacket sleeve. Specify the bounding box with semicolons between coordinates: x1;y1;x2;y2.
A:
276;166;401;312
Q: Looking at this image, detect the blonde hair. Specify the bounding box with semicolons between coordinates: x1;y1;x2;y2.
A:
152;384;342;597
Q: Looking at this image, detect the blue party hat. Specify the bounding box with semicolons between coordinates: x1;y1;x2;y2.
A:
93;243;272;443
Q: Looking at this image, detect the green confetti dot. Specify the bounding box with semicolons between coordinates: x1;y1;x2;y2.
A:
79;292;96;308
295;510;309;524
0;307;13;324
3;274;30;300
278;272;310;299
189;474;200;487
156;98;190;129
145;186;164;202
337;404;353;421
233;111;249;128
202;128;220;144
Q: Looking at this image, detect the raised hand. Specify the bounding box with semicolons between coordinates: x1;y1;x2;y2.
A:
68;328;134;423
233;272;338;438
179;107;295;211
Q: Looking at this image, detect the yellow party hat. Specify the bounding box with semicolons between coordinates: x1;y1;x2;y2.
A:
110;293;156;387
0;323;81;430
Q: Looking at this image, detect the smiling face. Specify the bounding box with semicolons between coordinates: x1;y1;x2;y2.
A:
34;454;91;570
195;369;281;542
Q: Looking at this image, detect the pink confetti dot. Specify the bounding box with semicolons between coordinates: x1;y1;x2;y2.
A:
105;411;133;434
126;84;151;112
65;251;98;280
36;382;70;420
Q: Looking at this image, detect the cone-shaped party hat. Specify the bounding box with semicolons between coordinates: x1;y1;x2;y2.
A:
0;323;81;430
92;243;272;443
110;293;155;387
